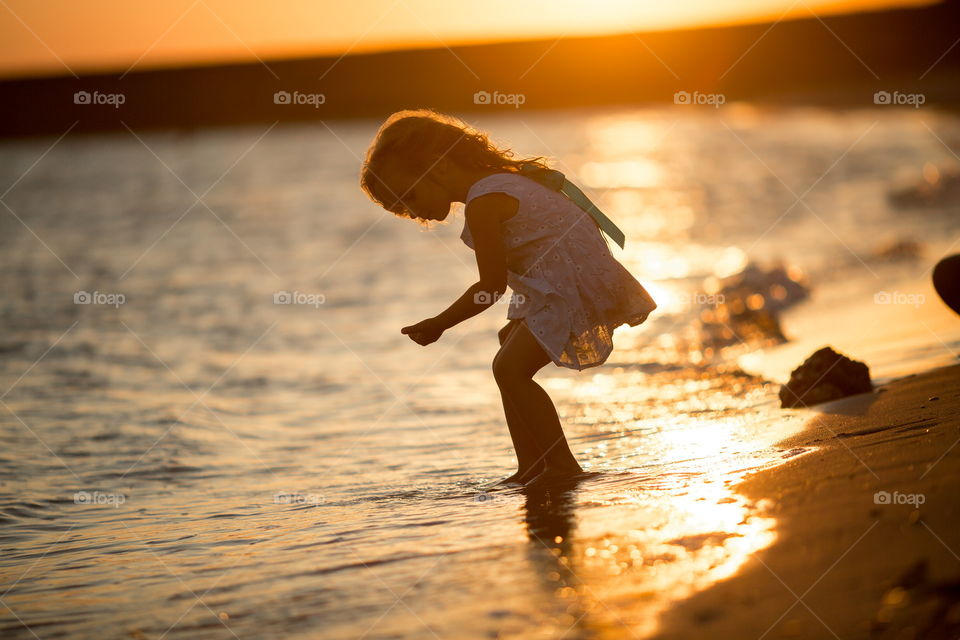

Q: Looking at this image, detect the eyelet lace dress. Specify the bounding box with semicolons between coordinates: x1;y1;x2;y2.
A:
461;172;657;370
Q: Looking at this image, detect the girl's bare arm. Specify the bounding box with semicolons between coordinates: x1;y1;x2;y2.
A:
431;193;517;330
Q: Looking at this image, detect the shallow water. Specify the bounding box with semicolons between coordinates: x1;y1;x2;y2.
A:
2;105;959;639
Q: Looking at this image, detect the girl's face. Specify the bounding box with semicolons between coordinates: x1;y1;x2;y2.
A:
389;166;453;221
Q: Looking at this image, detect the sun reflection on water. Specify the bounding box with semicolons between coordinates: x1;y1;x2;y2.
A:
520;356;804;638
501;460;780;639
580;160;665;189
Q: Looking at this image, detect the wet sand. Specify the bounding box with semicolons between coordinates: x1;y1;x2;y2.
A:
656;363;960;639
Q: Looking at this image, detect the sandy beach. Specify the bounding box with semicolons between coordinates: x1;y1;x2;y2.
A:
657;363;960;639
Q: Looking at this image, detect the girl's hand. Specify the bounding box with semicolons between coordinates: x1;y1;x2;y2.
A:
401;318;445;346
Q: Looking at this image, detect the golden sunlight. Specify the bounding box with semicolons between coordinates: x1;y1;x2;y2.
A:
0;0;939;77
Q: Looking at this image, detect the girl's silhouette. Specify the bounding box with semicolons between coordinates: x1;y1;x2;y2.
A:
360;109;657;485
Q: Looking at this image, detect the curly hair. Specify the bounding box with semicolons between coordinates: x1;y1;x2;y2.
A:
360;108;551;227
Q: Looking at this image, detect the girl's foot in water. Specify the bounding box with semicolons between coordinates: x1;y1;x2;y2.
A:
496;463;545;486
524;462;590;486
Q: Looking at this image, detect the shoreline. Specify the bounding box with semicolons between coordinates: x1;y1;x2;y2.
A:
655;363;960;639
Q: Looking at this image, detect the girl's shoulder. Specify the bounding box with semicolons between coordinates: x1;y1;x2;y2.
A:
465;172;544;205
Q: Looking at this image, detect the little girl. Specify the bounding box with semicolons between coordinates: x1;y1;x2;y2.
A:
360;109;657;486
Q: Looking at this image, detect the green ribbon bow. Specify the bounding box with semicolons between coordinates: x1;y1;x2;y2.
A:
519;163;626;249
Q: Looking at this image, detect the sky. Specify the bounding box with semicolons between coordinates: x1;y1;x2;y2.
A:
0;0;941;79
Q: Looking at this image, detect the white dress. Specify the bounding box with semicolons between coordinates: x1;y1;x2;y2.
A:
461;172;657;370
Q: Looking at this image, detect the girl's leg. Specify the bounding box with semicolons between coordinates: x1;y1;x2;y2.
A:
497;393;547;483
493;319;583;482
494;320;546;483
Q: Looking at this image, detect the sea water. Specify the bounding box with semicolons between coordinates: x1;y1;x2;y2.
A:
2;104;959;639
